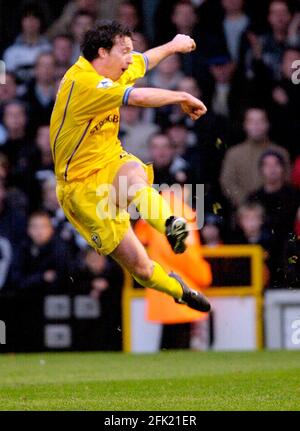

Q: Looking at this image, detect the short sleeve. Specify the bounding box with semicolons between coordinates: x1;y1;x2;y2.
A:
118;52;149;86
74;77;134;121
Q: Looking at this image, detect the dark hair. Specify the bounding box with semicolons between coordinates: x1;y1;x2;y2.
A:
72;9;96;23
3;99;27;113
52;33;74;44
21;2;44;21
81;20;132;62
28;210;52;222
244;106;269;121
269;0;293;14
284;44;300;54
258;149;286;169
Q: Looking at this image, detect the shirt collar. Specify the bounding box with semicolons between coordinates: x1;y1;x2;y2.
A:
75;56;99;74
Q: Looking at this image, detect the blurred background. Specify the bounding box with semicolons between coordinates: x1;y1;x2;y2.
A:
0;0;300;354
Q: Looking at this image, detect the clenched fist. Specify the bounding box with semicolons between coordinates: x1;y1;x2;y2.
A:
180;92;207;121
171;34;196;54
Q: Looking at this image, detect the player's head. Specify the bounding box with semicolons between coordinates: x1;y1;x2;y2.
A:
81;20;133;81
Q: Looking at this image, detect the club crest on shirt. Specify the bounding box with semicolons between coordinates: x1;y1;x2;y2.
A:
91;232;102;248
97;78;113;88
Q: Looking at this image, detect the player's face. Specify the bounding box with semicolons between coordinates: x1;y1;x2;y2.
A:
105;36;133;81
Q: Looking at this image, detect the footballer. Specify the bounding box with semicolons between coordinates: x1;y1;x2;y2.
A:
50;20;210;313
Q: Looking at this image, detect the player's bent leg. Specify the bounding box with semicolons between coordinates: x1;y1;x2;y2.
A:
112;161;188;253
110;227;182;299
110;227;211;312
112;161;171;233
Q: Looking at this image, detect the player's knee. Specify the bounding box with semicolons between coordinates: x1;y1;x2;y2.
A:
128;164;148;186
134;261;153;281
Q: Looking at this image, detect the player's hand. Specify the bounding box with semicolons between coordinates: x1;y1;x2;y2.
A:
171;34;196;54
180;93;207;120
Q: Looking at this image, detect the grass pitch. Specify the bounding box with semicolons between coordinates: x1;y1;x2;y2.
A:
0;350;300;410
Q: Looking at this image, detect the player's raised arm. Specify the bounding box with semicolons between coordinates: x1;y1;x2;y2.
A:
143;34;196;70
127;88;207;121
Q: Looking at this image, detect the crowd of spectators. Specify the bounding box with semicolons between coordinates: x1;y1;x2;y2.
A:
0;0;300;298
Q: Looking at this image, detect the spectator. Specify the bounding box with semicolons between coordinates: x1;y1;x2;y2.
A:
220;107;290;208
3;3;51;83
166;121;203;185
174;76;230;195
201;213;224;246
207;54;239;119
119;106;159;162
233;201;272;249
292;155;300;190
40;176;60;217
132;31;149;53
0;72;20;145
32;124;54;183
117;1;141;32
40;175;81;259
52;34;74;80
247;149;300;286
0;152;28;213
76;247;124;350
70;10;95;63
231;201;272;286
149;54;185;90
0;100;34;197
221;0;250;63
22;52;56;129
0;72;18;108
0;153;9;186
12;211;72;291
148;133;178;186
269;46;300;158
242;0;296;82
46;0;122;39
170;76;203;127
0;182;27;248
170;1;199;76
171;1;198;36
0;100;28;162
151;62;188;128
0;235;13;291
